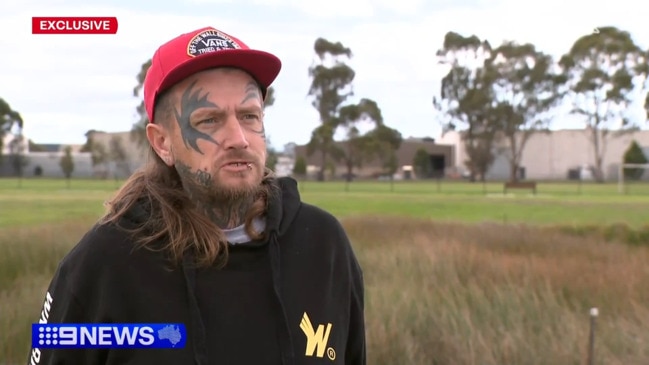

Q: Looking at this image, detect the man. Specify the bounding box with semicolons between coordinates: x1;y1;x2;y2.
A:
27;26;366;365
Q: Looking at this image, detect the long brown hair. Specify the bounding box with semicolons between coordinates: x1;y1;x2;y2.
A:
98;146;277;269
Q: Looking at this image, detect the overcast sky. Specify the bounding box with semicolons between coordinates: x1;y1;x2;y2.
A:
2;0;648;150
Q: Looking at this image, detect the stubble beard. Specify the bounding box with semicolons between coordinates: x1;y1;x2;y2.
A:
208;163;266;202
174;158;266;229
178;164;263;202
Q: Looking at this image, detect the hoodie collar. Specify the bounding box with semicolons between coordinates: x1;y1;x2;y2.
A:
264;176;301;237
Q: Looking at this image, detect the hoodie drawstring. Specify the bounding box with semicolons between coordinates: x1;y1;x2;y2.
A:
269;233;296;365
182;253;209;365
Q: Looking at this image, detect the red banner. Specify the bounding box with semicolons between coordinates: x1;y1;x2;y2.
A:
32;17;118;34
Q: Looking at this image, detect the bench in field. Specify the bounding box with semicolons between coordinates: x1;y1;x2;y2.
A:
503;181;537;195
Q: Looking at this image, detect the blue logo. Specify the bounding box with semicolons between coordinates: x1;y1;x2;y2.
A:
32;323;186;349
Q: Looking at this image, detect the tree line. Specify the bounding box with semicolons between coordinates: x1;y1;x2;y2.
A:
2;25;649;184
434;26;649;183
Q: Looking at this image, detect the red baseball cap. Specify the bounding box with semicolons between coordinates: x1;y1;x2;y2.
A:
143;26;282;123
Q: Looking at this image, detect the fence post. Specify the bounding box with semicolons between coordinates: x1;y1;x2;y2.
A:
587;307;598;365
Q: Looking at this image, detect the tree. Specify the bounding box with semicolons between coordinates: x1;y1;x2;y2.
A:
623;140;648;180
266;148;278;171
306;38;355;181
433;31;498;182
336;98;385;188
59;146;75;188
413;148;432;179
293;155;307;179
265;136;279;171
462;131;498;182
0;98;24;163
383;152;399;192
131;59;152;148
306;123;343;180
366;123;403;189
82;130;109;178
109;135;130;179
559;26;649;182
484;42;567;182
8;131;29;187
92;143;109;178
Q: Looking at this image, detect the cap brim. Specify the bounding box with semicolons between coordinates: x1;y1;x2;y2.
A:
157;49;282;98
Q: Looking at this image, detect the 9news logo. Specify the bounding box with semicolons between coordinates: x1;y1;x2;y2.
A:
32;324;186;349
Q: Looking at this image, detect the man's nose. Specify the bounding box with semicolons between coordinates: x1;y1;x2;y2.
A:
220;118;250;150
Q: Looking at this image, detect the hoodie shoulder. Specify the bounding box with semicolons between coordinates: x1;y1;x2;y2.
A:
52;221;153;305
61;222;138;270
302;203;350;239
269;177;302;235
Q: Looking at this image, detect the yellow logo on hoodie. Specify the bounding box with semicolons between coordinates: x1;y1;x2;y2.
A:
299;312;335;360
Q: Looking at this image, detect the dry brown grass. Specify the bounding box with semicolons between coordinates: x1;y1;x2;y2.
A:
0;219;96;364
1;217;648;364
343;217;649;365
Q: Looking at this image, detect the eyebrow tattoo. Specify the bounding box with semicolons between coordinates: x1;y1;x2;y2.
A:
174;80;220;154
239;81;265;140
240;81;262;105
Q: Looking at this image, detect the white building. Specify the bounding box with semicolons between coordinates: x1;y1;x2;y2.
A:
274;155;294;177
0;132;95;178
437;128;649;181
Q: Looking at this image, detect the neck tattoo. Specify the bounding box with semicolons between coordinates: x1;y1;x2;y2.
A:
175;161;255;229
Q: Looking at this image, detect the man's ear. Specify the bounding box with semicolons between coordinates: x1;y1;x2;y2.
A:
146;123;175;166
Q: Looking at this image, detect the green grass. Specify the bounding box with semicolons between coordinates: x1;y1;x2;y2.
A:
2;177;649;228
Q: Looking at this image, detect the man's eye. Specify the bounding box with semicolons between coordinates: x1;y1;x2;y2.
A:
197;118;216;125
243;114;259;121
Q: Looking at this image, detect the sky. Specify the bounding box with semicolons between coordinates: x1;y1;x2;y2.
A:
2;0;649;151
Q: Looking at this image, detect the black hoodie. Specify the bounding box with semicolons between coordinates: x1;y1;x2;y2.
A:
27;177;366;365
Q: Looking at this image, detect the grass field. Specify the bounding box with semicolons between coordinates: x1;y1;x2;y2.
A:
1;177;649;364
2;177;649;228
